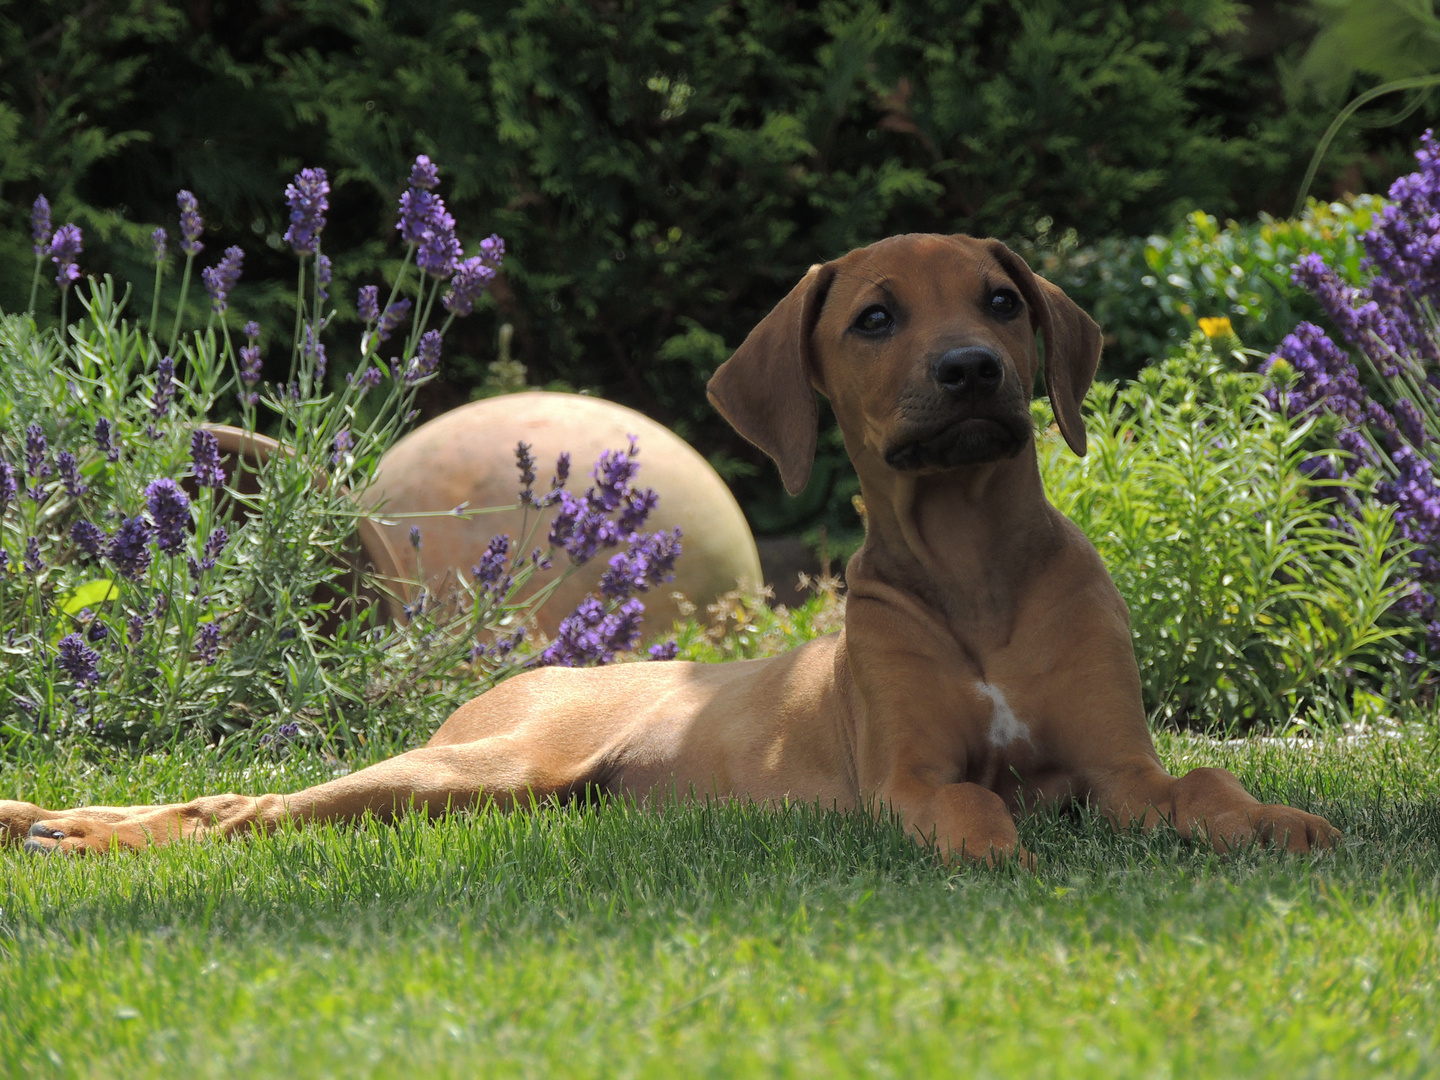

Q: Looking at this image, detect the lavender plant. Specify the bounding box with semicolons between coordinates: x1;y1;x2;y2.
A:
0;157;681;753
1261;131;1440;666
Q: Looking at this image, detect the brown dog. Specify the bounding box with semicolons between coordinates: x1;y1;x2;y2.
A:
2;234;1339;862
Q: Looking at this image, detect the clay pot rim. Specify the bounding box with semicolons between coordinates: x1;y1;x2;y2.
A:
201;423;408;590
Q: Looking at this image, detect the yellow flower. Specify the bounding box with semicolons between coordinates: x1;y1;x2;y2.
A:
1198;316;1234;339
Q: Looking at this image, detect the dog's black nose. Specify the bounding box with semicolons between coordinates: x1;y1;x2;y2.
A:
933;347;1003;395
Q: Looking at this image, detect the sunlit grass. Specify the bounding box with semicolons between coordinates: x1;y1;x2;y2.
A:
2;718;1438;1078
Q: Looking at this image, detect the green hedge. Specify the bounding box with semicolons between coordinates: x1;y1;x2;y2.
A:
1;0;1430;535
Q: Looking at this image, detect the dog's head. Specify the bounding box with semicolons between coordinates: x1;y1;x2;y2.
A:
707;234;1102;494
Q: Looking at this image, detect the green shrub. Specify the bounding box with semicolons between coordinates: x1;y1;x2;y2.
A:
1039;340;1408;728
1027;196;1382;381
8;0;1429;539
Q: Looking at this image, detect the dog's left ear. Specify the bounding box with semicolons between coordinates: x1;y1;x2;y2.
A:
984;240;1102;456
707;263;836;495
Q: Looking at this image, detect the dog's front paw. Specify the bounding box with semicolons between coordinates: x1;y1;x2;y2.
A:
1206;804;1340;855
20;815;148;856
0;800;52;847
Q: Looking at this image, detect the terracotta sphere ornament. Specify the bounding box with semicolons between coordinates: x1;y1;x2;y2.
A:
364;392;763;639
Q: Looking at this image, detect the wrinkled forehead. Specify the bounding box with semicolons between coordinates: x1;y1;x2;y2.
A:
824;234;1017;310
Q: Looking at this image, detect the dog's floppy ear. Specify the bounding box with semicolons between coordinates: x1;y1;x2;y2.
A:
984;240;1102;457
707;263;835;495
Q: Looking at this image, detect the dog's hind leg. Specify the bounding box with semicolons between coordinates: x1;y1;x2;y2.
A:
13;733;600;855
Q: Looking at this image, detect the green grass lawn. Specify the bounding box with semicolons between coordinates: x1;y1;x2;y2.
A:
3;723;1439;1079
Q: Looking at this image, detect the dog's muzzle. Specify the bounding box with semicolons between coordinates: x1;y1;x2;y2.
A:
883;348;1032;470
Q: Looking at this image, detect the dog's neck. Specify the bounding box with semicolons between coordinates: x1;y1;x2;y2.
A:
848;445;1061;639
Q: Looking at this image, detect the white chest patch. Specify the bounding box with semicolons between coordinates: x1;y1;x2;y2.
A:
976;682;1030;748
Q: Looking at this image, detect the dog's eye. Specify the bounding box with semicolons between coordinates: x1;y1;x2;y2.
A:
854;305;894;334
989;289;1022;319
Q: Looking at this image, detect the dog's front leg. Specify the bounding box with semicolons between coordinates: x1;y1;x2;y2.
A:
14;734;582;855
1095;759;1341;854
877;771;1028;866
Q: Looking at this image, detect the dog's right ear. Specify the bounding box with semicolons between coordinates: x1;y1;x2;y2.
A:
707;263;835;496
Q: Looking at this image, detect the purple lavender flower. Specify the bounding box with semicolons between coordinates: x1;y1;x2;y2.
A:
540;597;646;667
284;167;330;255
417;210;461;278
152;357;176;419
94;418;119;462
0;461;17;509
410;155;440;191
238;338;262;406
316;254;332;303
195;622;221;665
260;720;302;747
87;619;109;645
199;527;228;571
396;187;461;277
177;190;204;257
331;429;353;464
648;641;679;661
377;299;411;342
56;450;86;497
599;527;682;597
127;613;145;644
404;330;442;384
443;256;497;317
358;285;380;323
515;442;537;503
152;227;168;264
57;633;101;687
49;224;82;290
24;425;50;480
303;324;327;380
190;429;226;489
70;519;107;560
355;366;383;390
201;245;244;313
409;525;423;550
31;195;51;257
145;478;192;554
471;534;512;593
1395;398;1427;447
0;549;8;574
24;536;44;574
479;233;505;266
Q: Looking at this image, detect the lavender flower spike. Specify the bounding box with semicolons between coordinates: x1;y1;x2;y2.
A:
443;255;498;317
397;183;461;277
0;461;18;510
50;224;83;290
152;357;176;419
146;477;193;554
190;429;227;489
177;190;204;256
316;254;332;302
195;622;221;666
94;418;119;462
201;245;245;313
71;520;107;560
107;516;154;579
358;285;380;323
410;155;440;191
376;298;411;342
152;227;168;264
57;633;102;688
283;167;330;255
25;423;51;479
31;195;51;257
